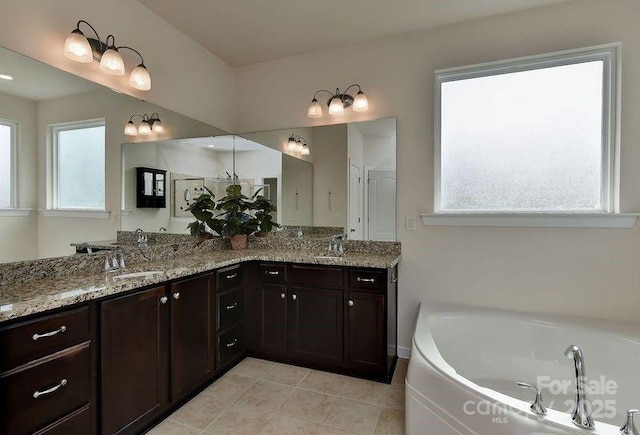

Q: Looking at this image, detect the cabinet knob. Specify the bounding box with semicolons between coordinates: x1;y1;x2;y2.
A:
173;292;180;300
292;294;297;301
348;300;354;307
280;293;286;299
160;296;168;304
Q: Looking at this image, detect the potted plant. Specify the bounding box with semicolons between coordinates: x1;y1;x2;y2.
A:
252;194;280;237
186;185;258;249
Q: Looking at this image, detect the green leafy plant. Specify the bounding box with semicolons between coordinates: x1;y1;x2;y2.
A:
252;194;280;234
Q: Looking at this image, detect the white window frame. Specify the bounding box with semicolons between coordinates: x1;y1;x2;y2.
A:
0;118;18;210
49;118;108;215
426;43;633;228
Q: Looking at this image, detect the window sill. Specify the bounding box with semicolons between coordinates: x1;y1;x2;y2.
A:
40;209;111;219
420;213;639;228
0;208;33;217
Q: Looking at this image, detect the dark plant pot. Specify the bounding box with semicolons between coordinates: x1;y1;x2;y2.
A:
230;234;248;250
255;231;269;238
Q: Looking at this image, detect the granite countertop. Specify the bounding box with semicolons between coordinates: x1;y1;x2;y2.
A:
0;249;401;323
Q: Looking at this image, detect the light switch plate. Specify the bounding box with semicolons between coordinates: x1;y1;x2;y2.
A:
406;216;416;231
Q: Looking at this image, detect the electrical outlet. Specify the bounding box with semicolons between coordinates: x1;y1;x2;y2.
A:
287;213;293;221
406;216;416;231
334;213;341;222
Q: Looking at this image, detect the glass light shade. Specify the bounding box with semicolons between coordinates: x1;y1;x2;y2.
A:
353;91;369;112
64;29;93;63
124;121;138;136
307;98;323;118
296;141;304;153
100;48;125;76
129;64;151;91
138;120;152;135
301;144;310;156
152;119;164;133
287;136;298;151
328;96;344;115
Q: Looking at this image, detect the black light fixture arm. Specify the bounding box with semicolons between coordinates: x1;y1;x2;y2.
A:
341;84;363;97
128;114;145;123
312;89;335;101
75;20;102;43
117;45;146;65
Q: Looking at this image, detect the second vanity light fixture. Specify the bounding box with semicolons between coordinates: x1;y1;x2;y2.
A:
287;134;310;156
307;84;369;118
124;113;164;136
64;20;152;91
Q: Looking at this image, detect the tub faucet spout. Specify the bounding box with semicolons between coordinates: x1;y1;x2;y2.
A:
564;344;595;430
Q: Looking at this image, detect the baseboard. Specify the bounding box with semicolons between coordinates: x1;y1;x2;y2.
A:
398;345;411;359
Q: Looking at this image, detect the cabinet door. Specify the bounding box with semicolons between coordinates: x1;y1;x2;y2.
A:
101;286;168;435
288;287;343;366
258;285;287;355
346;291;385;374
170;274;214;401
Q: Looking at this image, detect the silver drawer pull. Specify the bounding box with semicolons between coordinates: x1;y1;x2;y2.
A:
33;379;67;398
292;294;297;301
173;292;180;300
226;273;238;280
280;293;286;299
348;300;354;307
266;271;279;276
226;302;238;310
160;296;168;304
357;277;375;283
226;339;238;348
32;326;67;341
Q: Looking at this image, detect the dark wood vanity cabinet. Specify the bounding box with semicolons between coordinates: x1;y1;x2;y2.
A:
215;264;246;370
0;305;96;435
251;263;398;380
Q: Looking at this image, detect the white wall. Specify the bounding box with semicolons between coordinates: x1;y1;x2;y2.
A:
0;0;235;132
234;0;640;350
282;155;313;226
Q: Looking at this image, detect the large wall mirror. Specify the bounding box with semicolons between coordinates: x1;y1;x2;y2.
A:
0;46;226;263
121;118;396;241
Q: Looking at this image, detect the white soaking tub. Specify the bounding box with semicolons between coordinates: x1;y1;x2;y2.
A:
406;304;640;435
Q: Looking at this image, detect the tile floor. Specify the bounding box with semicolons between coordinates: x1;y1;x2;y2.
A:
148;357;408;435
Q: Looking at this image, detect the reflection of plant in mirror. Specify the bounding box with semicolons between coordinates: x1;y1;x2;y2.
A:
252;195;280;235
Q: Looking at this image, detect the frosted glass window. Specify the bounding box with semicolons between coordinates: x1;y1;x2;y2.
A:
55;123;105;209
0;122;15;208
437;47;616;213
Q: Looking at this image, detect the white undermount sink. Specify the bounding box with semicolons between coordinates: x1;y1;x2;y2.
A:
113;271;164;280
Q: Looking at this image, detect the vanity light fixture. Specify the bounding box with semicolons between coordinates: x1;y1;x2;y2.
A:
287;134;310;156
307;84;369;118
64;20;152;91
0;74;14;80
124;113;164;136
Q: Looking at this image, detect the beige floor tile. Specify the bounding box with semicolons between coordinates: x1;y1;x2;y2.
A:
298;370;350;396
147;420;202;435
201;373;256;401
381;384;405;411
229;357;276;378
203;403;273;435
319;426;352;435
340;377;386;406
260;413;323;435
260;362;311;387
375;408;405;435
324;398;381;435
392;359;408;385
168;394;232;429
237;380;294;410
279;388;335;423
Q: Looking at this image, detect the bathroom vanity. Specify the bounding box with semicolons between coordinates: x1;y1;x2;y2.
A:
0;250;399;435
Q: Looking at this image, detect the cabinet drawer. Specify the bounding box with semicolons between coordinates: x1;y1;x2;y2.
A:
1;342;91;435
257;264;286;285
288;264;343;288
34;404;91;435
348;269;386;292
217;288;244;331
216;265;243;291
217;324;244;369
0;306;91;372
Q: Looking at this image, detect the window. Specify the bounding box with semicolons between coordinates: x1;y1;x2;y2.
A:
52;120;106;210
435;45;618;213
0;119;17;209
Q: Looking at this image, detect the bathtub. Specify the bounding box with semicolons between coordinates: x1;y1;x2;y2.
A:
406;304;640;435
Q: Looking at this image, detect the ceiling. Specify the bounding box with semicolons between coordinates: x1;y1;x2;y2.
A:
0;47;99;101
162;135;267;152
138;0;573;67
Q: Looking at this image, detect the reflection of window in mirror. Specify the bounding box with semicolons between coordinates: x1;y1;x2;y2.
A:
0;119;17;208
50;119;106;210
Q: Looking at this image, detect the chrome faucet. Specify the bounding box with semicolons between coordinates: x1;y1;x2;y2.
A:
134;228;147;247
158;227;167;233
620;409;640;435
104;251;126;272
564;345;595;430
328;233;347;256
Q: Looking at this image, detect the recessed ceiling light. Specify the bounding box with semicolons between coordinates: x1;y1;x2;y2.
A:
0;74;14;81
208;145;215;148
